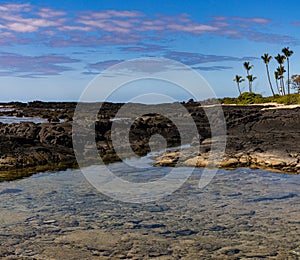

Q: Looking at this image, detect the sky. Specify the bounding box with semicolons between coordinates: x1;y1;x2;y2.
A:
0;0;300;102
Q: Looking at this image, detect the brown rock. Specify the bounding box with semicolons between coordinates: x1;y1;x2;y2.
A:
219;158;239;168
184;156;207;167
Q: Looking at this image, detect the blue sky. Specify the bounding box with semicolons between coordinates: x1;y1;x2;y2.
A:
0;0;300;102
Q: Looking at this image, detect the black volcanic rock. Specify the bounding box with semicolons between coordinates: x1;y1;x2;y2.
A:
0;101;299;181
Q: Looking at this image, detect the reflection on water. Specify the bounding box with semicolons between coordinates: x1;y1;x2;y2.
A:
0;107;47;124
109;117;131;122
0;115;47;124
0;163;299;258
0;107;49;124
0;107;15;112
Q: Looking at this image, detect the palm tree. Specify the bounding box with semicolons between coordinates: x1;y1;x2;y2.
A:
233;75;244;95
282;47;293;95
274;54;286;94
261;53;275;96
246;74;256;92
276;66;286;95
274;71;280;94
243;62;254;92
274;54;286;66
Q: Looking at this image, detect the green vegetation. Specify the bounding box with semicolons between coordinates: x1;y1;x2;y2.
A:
221;93;300;105
237;92;263;104
222;92;263;104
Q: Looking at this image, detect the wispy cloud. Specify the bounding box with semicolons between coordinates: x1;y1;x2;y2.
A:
86;60;125;70
82;52;252;75
0;4;65;34
1;3;295;80
292;21;300;26
164;51;258;65
119;43;167;53
0;3;297;48
193;65;233;71
0;52;79;77
48;33;142;47
212;16;271;26
244;31;299;45
75;12;217;35
210;16;299;45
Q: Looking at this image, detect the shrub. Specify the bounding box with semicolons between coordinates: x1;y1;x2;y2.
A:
219;93;300;105
272;94;300;105
236;92;264;104
220;97;237;104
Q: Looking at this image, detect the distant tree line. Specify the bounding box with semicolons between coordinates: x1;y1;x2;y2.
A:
234;47;300;96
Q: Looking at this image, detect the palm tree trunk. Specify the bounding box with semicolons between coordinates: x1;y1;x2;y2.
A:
281;78;286;95
246;71;251;92
275;79;280;94
287;58;290;95
266;65;275;96
237;83;241;95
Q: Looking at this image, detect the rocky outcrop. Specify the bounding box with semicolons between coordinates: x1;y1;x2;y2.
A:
155;105;300;174
0;101;299;181
0;122;76;179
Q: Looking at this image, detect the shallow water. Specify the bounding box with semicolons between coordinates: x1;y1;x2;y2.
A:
0;108;15;112
0;115;47;124
0;161;299;259
0;107;47;124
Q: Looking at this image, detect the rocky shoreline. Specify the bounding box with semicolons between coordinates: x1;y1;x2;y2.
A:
154;147;300;174
155;103;300;174
0;101;299;181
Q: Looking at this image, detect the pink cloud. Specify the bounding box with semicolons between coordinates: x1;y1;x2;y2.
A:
36;8;66;18
4;18;64;33
235;17;270;25
0;4;65;34
87;10;144;19
166;23;217;33
30;18;65;27
6;23;37;33
0;3;30;12
208;16;299;45
0;3;295;48
137;20;165;31
76;18;132;33
59;25;92;32
133;14;218;34
212;16;270;25
75;11;218;36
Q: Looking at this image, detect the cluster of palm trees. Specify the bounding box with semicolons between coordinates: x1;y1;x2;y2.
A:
234;47;294;96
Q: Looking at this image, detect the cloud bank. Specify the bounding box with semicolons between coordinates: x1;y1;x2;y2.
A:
0;3;298;48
